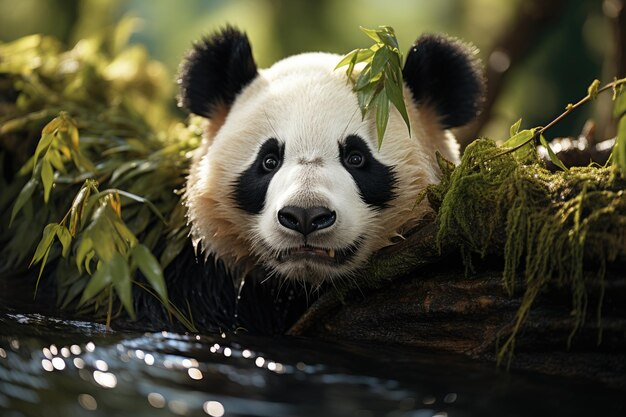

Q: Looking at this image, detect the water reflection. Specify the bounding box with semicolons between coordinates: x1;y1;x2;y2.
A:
147;392;166;408
203;400;225;416
93;370;117;388
77;393;97;410
0;312;624;417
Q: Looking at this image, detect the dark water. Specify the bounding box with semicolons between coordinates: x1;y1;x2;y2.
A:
0;309;624;417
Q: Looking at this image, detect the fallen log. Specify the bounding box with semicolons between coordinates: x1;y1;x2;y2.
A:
289;223;626;389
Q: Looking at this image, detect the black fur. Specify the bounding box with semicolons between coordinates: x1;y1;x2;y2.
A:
235;138;284;214
339;135;397;209
133;243;311;334
177;26;258;118
402;34;485;128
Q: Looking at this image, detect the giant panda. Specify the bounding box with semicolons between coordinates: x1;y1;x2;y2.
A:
152;26;483;334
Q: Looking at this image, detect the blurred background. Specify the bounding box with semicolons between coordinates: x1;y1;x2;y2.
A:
0;0;622;145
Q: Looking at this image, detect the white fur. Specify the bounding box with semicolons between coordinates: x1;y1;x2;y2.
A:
185;52;459;283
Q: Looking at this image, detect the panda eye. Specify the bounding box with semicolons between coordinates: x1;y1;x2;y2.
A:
262;154;279;172
345;151;365;168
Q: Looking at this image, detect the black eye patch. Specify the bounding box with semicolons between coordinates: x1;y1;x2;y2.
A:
339;135;397;209
234;138;284;214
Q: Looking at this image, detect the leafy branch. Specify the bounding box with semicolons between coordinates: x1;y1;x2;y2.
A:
10;112;94;224
27;173;169;323
0;26;202;330
335;26;410;149
494;77;626;173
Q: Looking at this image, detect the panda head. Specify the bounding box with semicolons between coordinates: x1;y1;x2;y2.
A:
179;26;483;284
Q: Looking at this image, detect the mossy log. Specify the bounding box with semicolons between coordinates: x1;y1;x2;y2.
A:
288;223;626;389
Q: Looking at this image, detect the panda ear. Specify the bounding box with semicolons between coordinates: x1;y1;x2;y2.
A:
178;26;258;119
402;34;485;129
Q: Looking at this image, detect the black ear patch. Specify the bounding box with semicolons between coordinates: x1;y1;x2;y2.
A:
178;26;258;118
403;34;485;129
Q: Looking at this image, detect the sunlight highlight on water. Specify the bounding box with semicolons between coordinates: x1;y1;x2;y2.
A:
77;393;97;411
203;400;225;417
188;368;203;380
93;370;117;388
147;392;166;408
0;312;624;417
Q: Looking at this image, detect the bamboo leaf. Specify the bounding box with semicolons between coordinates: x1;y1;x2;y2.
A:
68;122;80;150
69;184;92;235
335;49;358;71
46;148;67;173
502;129;534;148
85;205;116;262
111;216;138;247
384;74;411;135
378;31;399;50
345;51;358;81
355;48;375;62
57;142;71;159
17;155;35;176
111;252;135;319
79;262;113;305
84;250;96;275
355;66;373;91
41;115;62;134
539;134;568;171
34;244;53;297
335;26;407;150
92;189;167;224
33;133;54;168
30;224;59;267
76;237;93;273
360;26;382;43
70;148;97;172
132;244;167;302
375;90;389;149
510;119;522;137
371;47;391;77
56;226;72;257
357;83;379;118
10;178;38;225
41;159;54;203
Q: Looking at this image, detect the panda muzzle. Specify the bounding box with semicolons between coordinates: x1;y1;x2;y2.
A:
277;243;359;265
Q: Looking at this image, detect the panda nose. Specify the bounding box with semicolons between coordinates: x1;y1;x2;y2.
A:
277;206;336;236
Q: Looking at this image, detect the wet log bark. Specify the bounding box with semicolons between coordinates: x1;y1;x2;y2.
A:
288;223;626;389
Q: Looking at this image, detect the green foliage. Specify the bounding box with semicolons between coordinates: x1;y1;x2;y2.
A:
499;78;626;174
335;26;410;149
429;139;626;365
539;133;568;171
0;25;200;327
427;77;626;363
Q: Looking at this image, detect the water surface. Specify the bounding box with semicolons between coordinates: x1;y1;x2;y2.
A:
0;308;624;417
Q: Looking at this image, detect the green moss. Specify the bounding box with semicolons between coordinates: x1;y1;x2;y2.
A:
430;139;626;363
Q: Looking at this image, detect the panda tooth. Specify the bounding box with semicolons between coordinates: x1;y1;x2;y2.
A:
328;249;335;258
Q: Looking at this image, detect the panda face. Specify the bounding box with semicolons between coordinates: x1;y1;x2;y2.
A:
180;28;484;284
190;53;409;283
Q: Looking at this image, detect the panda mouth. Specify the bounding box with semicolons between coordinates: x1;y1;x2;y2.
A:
277;242;359;265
